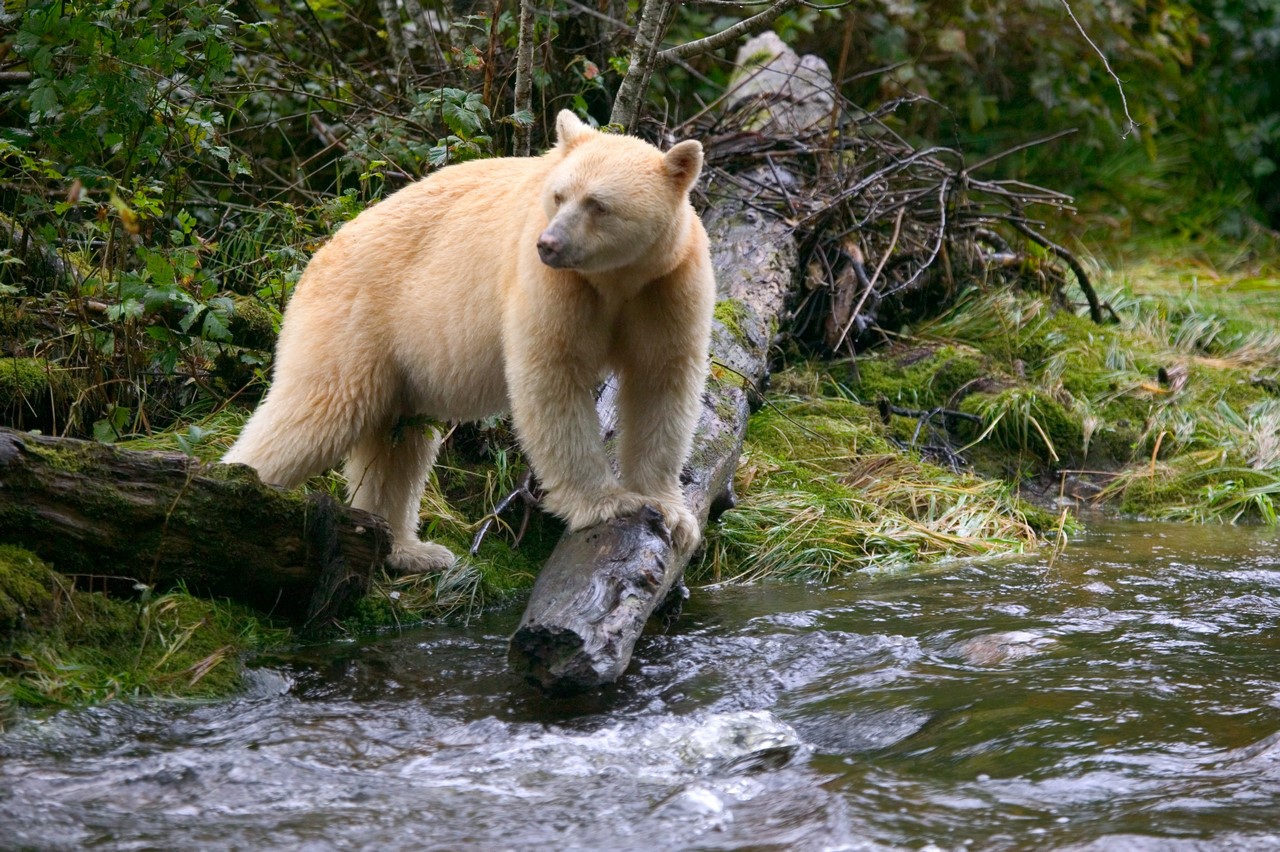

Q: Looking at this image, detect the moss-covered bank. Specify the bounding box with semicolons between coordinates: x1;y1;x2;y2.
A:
690;364;1056;584
837;259;1280;521
1;545;280;716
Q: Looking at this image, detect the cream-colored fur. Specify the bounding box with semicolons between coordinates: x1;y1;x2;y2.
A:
223;111;716;573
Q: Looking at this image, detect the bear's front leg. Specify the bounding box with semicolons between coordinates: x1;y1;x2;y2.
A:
613;266;715;553
506;337;651;533
614;361;705;553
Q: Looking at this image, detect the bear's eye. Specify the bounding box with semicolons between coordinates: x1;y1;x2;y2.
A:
552;192;564;207
586;197;608;215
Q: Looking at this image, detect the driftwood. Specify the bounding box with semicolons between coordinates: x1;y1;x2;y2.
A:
0;427;391;627
507;33;817;691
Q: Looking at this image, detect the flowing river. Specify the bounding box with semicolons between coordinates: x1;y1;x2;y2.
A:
2;521;1278;850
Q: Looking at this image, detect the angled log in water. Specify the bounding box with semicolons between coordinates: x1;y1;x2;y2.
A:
508;33;824;691
0;428;391;627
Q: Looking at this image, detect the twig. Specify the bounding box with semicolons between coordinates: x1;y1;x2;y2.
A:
872;400;983;426
1007;218;1106;324
834;206;903;350
657;0;804;64
963;128;1079;174
469;470;541;555
1059;0;1139;138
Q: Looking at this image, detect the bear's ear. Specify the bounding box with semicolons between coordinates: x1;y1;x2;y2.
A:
555;110;592;149
663;140;704;193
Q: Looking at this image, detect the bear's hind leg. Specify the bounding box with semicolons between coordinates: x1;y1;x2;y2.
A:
224;394;358;489
345;423;456;574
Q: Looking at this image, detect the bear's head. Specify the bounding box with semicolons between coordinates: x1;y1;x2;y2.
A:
536;110;703;275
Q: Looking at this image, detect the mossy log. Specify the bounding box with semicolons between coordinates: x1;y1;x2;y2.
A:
0;428;391;627
508;33;815;691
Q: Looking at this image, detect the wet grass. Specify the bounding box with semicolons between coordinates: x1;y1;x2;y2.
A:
690;366;1054;585
0;545;284;717
842;252;1280;523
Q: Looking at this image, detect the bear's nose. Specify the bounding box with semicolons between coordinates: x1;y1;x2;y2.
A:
536;232;564;267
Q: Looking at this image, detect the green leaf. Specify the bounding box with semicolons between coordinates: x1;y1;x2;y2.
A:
144;251;176;287
201;307;231;341
440;90;490;138
107;299;145;322
178;304;205;333
93;406;131;443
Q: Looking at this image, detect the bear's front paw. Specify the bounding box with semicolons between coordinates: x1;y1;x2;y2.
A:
551;487;651;532
388;540;458;575
648;497;701;553
550;487;702;551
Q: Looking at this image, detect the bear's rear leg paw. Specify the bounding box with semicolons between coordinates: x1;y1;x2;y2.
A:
388;540;458;575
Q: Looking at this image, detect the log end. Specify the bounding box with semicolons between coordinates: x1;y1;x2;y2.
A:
508;506;679;692
508;623;620;693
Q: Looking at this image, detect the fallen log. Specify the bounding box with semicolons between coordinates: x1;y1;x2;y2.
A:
507;33;824;690
0;427;391;627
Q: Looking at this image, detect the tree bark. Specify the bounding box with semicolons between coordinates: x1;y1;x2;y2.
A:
0;428;391;628
513;0;536;155
509;33;820;691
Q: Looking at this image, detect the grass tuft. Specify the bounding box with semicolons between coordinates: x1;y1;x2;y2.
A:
691;367;1049;585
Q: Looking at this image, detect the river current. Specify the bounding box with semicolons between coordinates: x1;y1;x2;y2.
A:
1;521;1278;850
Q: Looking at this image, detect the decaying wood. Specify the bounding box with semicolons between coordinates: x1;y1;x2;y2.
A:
0;427;391;627
508;33;812;691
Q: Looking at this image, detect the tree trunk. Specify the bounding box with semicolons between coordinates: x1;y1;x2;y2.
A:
509;33;822;691
0;428;391;628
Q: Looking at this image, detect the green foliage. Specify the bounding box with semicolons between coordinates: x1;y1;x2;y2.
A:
782;0;1280;242
10;0;242;183
423;87;494;166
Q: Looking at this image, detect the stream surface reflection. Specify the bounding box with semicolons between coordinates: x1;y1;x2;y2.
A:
2;521;1279;850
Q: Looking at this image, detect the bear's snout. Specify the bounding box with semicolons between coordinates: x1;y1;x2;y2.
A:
536;231;569;268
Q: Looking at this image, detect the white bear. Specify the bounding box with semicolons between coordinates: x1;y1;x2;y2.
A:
223;111;716;573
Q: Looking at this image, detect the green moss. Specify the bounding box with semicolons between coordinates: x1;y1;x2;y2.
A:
0;357;80;433
692;363;1047;584
228;294;278;350
903;262;1280;521
0;301;39;347
713;298;752;344
1;549;281;708
844;344;991;410
26;439;97;474
0;545;55;636
0;357;50;398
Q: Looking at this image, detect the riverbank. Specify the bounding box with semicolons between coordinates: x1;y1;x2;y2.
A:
3;250;1279;712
